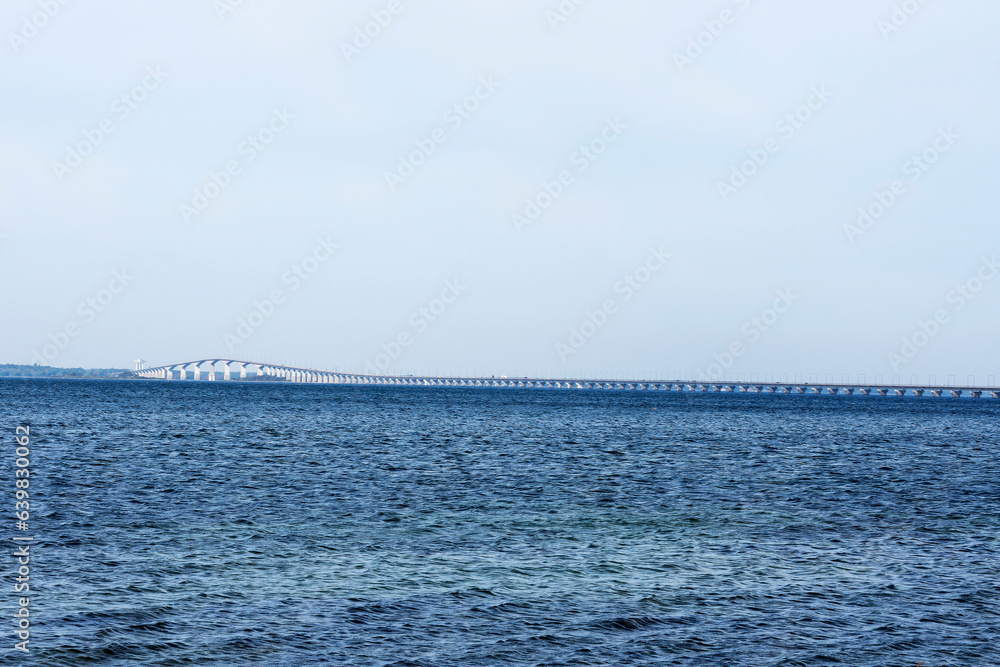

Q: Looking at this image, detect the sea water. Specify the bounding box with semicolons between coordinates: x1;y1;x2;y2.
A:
1;379;997;665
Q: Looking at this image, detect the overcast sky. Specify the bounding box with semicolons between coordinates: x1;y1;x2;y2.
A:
2;0;998;382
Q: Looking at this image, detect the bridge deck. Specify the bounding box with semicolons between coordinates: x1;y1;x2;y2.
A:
126;360;1000;398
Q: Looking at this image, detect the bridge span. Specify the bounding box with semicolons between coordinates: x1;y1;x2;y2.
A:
127;359;1000;398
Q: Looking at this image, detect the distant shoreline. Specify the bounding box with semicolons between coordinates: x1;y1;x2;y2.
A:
0;364;127;379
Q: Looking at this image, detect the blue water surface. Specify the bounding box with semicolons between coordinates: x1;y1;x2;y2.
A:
1;379;997;665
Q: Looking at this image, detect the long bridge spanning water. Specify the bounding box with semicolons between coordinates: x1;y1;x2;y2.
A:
127;359;1000;398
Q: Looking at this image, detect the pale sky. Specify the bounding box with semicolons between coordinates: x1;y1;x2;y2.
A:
2;0;998;382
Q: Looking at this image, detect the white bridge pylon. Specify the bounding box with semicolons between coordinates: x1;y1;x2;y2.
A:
127;360;1000;398
131;359;355;384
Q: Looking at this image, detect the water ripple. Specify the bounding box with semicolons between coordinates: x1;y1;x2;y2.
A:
1;379;998;665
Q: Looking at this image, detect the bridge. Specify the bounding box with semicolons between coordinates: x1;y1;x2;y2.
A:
126;359;1000;398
